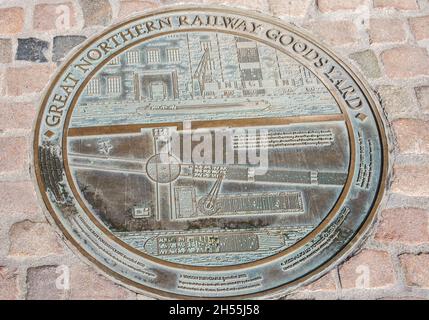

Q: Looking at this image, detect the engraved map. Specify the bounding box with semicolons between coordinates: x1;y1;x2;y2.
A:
34;7;387;298
66;32;350;266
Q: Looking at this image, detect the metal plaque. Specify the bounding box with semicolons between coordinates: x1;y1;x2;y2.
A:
33;6;389;299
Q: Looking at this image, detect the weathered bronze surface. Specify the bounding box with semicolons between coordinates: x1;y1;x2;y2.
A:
33;6;388;299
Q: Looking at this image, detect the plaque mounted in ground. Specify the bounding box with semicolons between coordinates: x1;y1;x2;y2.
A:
33;6;389;299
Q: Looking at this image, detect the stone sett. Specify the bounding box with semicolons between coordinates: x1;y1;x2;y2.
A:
163;0;269;12
16;38;49;63
373;0;419;10
206;0;269;11
392;164;429;197
400;254;429;289
374;208;429;245
415;86;429;113
268;0;312;17
0;7;25;35
381;46;429;78
53;36;87;62
409;16;429;41
349;50;381;78
69;262;134;300
79;0;112;27
27;266;67;300
392;119;429;155
317;0;365;13
0;136;27;175
0;266;19;300
5;65;55;96
118;1;160;19
306;20;358;46
0;181;41;217
369;18;406;44
376;86;418;119
303;270;337;292
0;101;37;131
0;39;13;64
0;69;5;97
8;220;64;257
339;249;396;289
33;3;78;32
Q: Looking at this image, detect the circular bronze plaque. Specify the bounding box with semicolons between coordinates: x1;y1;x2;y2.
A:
34;6;389;298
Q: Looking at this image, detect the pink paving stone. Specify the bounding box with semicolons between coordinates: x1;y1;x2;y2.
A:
0;266;19;300
303;270;337;291
69;263;134;300
8;220;64;257
5;65;55;96
392;119;429;155
0;136;27;174
409;16;429;41
0;181;41;216
0;69;4;96
118;1;161;18
374;0;419;10
306;20;358;46
0;7;25;35
317;0;364;12
33;3;77;31
381;47;429;78
268;0;312;17
339;249;396;289
369;18;406;43
163;0;269;12
0;101;37;131
27;266;67;300
374;208;429;244
400;253;429;288
391;164;429;197
208;0;268;11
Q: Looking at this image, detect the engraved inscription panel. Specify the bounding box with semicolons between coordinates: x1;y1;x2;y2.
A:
34;6;388;299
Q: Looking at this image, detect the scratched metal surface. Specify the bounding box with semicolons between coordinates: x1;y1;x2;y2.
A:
33;6;388;299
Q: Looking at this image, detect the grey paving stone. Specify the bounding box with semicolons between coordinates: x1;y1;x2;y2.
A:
349;50;381;79
16;37;49;63
53;35;87;62
79;0;112;27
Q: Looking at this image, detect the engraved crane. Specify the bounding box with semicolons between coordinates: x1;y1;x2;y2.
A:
193;48;212;96
198;173;224;216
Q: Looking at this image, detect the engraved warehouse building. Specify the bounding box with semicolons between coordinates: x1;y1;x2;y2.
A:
80;33;323;104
